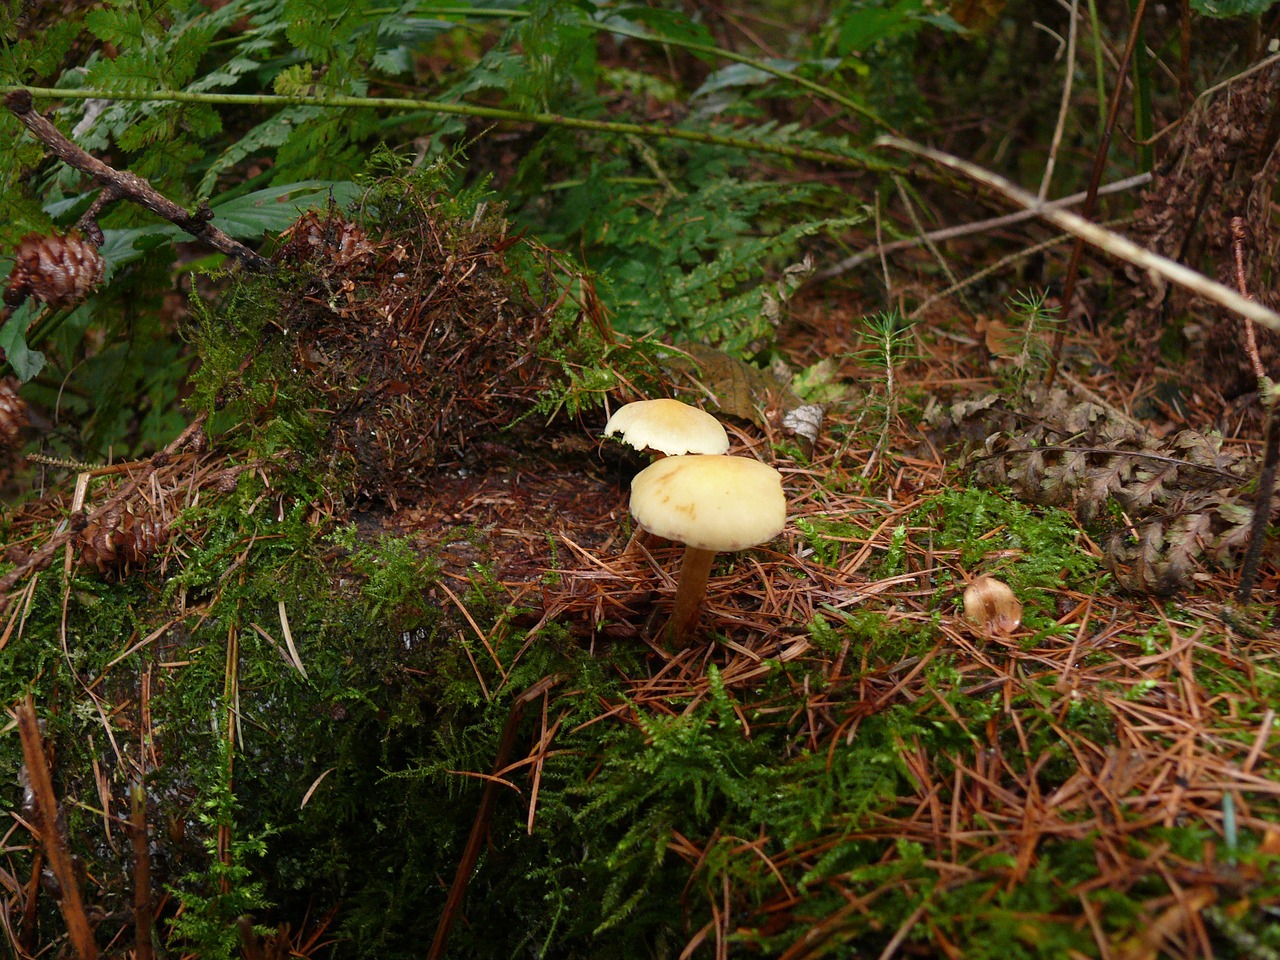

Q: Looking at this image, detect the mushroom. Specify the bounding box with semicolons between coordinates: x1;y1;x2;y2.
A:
963;575;1023;636
604;398;729;458
629;454;786;646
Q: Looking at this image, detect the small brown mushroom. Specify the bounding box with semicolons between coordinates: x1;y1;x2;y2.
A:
963;575;1023;636
629;454;786;646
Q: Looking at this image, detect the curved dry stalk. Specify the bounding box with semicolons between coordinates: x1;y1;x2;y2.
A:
878;136;1280;335
16;696;98;960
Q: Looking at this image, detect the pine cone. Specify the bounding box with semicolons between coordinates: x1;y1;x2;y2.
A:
4;232;105;308
79;507;167;573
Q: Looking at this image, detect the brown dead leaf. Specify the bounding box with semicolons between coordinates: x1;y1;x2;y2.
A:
661;343;805;431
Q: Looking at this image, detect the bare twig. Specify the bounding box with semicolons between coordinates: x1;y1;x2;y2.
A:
129;782;152;960
811;173;1151;281
15;695;99;960
1046;0;1151;387
877;137;1280;334
4;90;269;270
1038;0;1080;203
1229;216;1266;381
18;848;45;954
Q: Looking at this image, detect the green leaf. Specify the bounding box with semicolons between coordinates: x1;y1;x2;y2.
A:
692;60;799;99
204;180;362;237
83;6;145;48
198;107;321;197
98;181;361;270
608;6;717;53
0;303;47;382
1191;0;1279;13
834;0;961;55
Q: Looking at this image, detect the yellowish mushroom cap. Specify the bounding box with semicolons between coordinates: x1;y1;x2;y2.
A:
629;454;786;552
604;399;729;457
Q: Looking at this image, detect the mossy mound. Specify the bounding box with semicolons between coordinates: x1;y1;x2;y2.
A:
196;168;621;507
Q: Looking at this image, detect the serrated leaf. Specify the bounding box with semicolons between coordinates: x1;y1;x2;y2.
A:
1117;461;1177;513
1042;449;1087;505
1164;512;1212;582
1212;502;1257;561
274;63;317;96
84;7;145;47
1007;448;1046;495
1070;454;1128;523
1063;400;1108;435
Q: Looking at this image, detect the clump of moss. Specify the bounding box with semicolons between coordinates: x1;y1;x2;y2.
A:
193;162;622;506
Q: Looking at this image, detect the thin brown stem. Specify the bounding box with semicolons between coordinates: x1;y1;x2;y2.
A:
16;695;99;960
237;916;265;960
4;90;269;270
1179;0;1193;111
1046;0;1151;387
1230;216;1266;381
129;782;152;960
429;675;562;960
668;547;717;647
19;848;45;953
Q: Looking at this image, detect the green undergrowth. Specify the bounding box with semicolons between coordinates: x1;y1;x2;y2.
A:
6;444;1280;958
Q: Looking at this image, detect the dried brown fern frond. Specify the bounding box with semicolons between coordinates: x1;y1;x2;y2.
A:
276;209;378;278
1127;63;1280;391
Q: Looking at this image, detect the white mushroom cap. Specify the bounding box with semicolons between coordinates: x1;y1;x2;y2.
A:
604;399;729;456
629;454;786;552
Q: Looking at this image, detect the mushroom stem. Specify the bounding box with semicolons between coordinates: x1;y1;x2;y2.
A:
667;547;717;646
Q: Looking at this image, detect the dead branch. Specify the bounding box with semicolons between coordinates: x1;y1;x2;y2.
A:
1229;216;1266;381
129;783;152;960
877;136;1280;335
4;90;269;271
15;695;99;960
